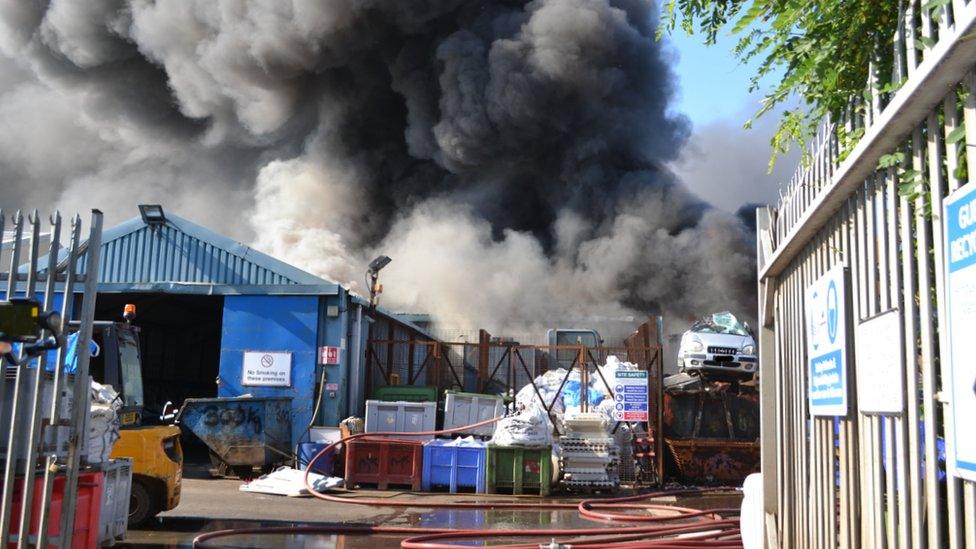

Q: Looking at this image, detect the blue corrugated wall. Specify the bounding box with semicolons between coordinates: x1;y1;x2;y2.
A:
218;295;320;448
315;288;350;427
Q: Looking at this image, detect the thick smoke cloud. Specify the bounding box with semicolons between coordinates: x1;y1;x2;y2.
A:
0;0;757;336
673;104;800;214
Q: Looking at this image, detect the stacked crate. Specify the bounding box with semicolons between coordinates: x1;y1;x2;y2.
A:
344;439;424;490
421;439;487;493
441;391;505;438
373;385;438;403
94;458;133;546
364;400;437;441
486;444;552;496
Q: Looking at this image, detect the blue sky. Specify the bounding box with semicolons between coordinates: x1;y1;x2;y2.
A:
663;28;797;211
667;29;768;129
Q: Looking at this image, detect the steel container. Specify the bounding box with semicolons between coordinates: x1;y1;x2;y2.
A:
177;396;292;471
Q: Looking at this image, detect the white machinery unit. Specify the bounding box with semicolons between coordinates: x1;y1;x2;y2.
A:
558;413;619;491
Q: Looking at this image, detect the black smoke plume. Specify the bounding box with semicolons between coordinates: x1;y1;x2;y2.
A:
0;0;756;335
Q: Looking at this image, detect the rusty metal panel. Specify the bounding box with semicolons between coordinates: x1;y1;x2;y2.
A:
663;387;760;441
663;385;760;484
666;439;760;484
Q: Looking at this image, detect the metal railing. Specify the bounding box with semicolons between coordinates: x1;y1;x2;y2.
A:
757;1;976;547
0;209;102;548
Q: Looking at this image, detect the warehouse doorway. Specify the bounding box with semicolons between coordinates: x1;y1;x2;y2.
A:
91;293;223;414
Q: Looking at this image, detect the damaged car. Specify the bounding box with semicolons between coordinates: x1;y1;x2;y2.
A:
677;311;757;379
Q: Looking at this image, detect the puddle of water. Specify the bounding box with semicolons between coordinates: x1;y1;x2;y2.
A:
123;493;741;548
124;510;623;548
124;518;405;548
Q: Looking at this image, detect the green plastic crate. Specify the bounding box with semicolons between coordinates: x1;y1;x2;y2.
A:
372;385;438;402
486;444;552;496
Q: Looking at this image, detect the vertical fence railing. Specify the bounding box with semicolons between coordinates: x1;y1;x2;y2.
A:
758;0;976;547
0;209;102;548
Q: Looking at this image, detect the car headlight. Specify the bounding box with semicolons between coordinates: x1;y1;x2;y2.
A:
687;339;704;352
741;344;755;355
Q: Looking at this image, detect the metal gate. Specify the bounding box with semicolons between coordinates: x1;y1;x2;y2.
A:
0;209;103;548
757;1;976;547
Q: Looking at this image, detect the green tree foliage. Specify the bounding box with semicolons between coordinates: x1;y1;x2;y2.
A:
660;0;902;169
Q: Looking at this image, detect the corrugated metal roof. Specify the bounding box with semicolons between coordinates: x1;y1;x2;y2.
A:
32;212;337;291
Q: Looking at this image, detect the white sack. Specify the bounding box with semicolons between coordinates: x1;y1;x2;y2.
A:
240;466;344;497
87;381;121;464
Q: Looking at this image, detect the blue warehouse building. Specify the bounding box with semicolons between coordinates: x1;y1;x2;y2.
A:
28;205;434;451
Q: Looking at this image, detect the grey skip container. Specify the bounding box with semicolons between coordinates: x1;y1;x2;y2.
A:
97;457;133;546
442;391;505;437
364;400;436;441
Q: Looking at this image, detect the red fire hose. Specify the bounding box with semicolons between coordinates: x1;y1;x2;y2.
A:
193;416;743;548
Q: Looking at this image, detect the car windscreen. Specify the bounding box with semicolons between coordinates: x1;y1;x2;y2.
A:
690;311;752;336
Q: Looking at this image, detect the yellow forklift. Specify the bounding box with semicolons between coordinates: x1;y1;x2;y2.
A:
82;305;183;526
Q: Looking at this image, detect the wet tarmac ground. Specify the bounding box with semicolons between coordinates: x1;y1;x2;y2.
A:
125;508;608;548
121;474;743;548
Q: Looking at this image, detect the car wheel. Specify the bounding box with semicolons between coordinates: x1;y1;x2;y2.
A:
128;479;159;528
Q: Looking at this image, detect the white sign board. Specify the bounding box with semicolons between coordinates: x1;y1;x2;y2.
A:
805;264;849;416
242;351;292;387
855;309;904;415
613;370;648;422
944;181;976;482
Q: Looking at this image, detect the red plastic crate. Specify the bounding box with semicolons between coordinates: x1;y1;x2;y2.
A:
344;439;423;490
4;472;103;549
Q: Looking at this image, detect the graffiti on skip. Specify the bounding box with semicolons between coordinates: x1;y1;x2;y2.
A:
201;404;264;434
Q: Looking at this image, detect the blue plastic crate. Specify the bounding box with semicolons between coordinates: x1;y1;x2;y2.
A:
298;442;335;476
421;440;487;493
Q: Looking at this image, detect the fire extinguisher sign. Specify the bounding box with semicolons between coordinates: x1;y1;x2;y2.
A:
319;346;340;365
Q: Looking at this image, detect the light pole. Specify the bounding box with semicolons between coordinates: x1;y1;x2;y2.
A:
364;255;391;390
366;255;392;317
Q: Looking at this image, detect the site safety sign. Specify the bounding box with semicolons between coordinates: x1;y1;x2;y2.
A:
944;181;976;482
805;264;849;417
613;370;648;422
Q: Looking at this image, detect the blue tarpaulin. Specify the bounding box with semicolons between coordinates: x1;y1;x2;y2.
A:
11;332;99;373
562;380;606;408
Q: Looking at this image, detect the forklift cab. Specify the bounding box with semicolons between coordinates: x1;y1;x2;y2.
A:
82;321;146;426
70;313;183;525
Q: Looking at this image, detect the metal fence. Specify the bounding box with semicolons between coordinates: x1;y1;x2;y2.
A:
757;1;976;547
365;335;665;484
0;209;102;548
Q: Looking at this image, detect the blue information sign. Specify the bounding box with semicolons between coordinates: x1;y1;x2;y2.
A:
944;181;976;482
805;264;849;416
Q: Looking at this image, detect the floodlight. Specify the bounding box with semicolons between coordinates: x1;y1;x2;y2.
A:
368;255;392;274
138;204;167;226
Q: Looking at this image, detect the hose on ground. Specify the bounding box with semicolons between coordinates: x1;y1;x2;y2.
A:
194;414;743;548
